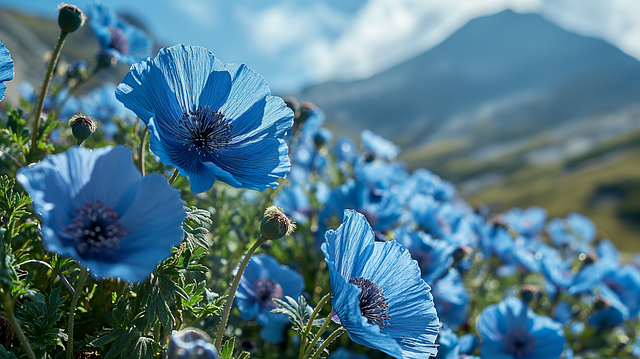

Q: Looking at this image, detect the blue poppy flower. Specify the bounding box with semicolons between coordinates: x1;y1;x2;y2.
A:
604;264;640;317
273;184;311;224
393;227;455;283
476;296;565;359
235;254;304;343
77;83;136;123
322;178;405;233
0;42;13;101
117;45;293;193
546;212;596;249
588;284;629;328
86;1;152;64
407;168;456;202
431;269;469;329
500;206;547;238
328;348;370;359
16;146;186;282
360;129;400;160
168;328;219;359
321;210;439;358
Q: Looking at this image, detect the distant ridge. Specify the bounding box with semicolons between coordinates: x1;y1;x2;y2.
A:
297;10;640;157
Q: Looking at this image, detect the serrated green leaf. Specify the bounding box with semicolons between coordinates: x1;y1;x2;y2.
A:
132;336;155;359
90;328;128;347
220;337;235;359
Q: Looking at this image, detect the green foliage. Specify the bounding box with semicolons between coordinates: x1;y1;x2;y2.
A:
17;287;67;356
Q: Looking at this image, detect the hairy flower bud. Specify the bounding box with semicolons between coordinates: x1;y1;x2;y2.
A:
520;284;541;303
260;206;295;240
168;328;220;359
69;114;96;143
57;4;86;34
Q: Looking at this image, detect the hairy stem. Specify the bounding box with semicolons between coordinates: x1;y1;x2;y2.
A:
168;168;180;186
31;31;68;155
1;294;36;359
303;312;333;359
309;327;345;359
66;266;88;359
137;126;149;176
214;236;266;352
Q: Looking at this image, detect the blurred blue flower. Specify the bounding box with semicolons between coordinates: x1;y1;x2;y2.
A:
328;348;370;359
235;254;304;343
434;327;480;359
407;168;456;202
500;206;547;238
540;247;603;296
0;42;13;101
322;210;439;358
360;129;400;161
168;328;219;359
16;146;186;282
77;83;136;123
431;269;469;329
476;296;565;359
546;212;596;249
333;135;358;165
588;284;629;328
86;0;152;64
393;227;455;283
117;45;294;193
322;178;405;233
273;184;311;224
604;264;640;317
409;194;464;239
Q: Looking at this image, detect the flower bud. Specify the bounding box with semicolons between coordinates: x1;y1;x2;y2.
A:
57;4;86;34
260;206;295;240
594;296;610;310
168;328;220;359
69;114;96;143
0;316;13;348
97;53;118;69
520;284;541;303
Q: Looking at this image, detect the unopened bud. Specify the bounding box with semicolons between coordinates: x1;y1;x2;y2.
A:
260;206;295;240
594;296;610;310
96;53;118;69
298;102;316;124
0;316;13;348
167;328;220;359
579;252;598;266
284;97;301;119
57;4;85;34
520;284;540;303
69;114;96;143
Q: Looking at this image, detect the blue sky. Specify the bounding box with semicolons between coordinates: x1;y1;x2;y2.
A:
3;0;640;92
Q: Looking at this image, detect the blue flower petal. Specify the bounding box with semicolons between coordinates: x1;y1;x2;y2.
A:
322;210;375;280
0;42;14;101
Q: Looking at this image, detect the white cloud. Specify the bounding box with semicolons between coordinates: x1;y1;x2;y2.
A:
301;0;541;82
539;0;640;61
173;0;217;29
236;3;350;56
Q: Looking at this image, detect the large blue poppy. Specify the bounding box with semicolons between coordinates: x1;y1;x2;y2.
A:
86;0;152;64
16;146;186;282
116;45;293;193
322;210;439;358
0;42;14;101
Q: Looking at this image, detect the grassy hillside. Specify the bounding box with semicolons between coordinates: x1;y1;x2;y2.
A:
466;140;640;253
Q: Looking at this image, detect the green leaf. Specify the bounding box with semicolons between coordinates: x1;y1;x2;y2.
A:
220;337;235;359
90;328;129;347
131;336;155;359
103;328;139;359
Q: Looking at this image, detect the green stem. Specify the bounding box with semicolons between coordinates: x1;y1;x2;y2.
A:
31;31;68;155
1;294;36;359
303;312;332;359
168;168;180;186
137;127;148;176
67;267;88;359
182;312;205;330
309;327;345;359
299;293;331;359
214;236;266;352
52;68;98;122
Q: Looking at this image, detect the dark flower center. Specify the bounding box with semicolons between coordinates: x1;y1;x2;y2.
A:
67;200;127;254
254;278;283;308
504;327;536;358
349;277;390;330
107;26;129;55
177;107;233;157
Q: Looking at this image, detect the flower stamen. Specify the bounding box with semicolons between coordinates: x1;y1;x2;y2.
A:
349;277;390;330
177;107;233;156
67;200;127;254
107;26;129;55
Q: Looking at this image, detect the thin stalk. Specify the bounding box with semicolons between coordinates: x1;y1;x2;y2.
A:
1;294;36;359
299;293;331;359
303;312;332;359
66;267;88;359
309;327;345;359
214;236;266;351
137;127;148;176
31;31;68;155
168;168;180;186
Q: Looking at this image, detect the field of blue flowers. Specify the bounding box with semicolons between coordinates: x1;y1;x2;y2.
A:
0;2;639;359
